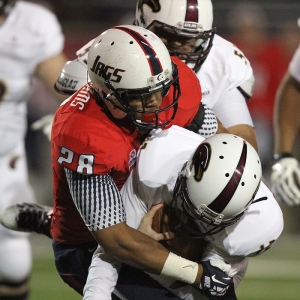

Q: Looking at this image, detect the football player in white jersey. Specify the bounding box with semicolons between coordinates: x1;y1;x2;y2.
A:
271;18;300;206
134;0;257;150
84;127;283;300
0;0;67;298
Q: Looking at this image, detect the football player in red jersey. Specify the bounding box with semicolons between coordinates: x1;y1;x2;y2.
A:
1;25;231;299
51;25;231;298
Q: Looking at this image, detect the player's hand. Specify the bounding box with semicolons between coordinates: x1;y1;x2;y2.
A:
271;156;300;206
199;260;233;297
138;203;174;241
31;114;54;141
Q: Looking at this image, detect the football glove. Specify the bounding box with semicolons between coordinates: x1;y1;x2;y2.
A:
200;260;233;297
271;155;300;206
31;114;54;141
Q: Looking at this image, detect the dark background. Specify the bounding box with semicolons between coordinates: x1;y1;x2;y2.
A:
30;0;300;57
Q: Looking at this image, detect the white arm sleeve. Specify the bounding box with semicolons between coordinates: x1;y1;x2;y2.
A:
212;87;254;128
83;246;122;300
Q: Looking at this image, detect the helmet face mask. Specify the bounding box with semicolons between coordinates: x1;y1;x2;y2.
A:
101;62;180;130
170;134;262;238
147;20;216;72
0;0;15;17
135;0;216;73
87;25;181;130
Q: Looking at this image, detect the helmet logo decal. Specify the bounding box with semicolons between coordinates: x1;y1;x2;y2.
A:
192;143;211;182
185;0;199;22
114;26;163;76
57;77;79;91
157;73;164;81
183;22;198;30
90;55;125;83
208;141;248;213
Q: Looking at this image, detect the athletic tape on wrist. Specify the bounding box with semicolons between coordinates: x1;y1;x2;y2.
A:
273;152;294;164
160;252;198;284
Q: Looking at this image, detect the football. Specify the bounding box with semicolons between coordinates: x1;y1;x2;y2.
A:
152;204;207;262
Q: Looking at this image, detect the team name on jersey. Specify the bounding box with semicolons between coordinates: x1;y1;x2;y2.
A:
90;55;125;83
70;86;91;111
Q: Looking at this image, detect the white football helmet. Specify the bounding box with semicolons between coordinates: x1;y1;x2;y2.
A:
55;59;90;95
87;25;180;130
135;0;216;72
171;133;262;237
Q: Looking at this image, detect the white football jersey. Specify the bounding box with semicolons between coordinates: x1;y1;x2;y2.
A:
0;1;64;156
122;125;283;288
289;42;300;82
191;34;254;128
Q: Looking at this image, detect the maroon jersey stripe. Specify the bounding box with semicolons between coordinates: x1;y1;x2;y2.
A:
114;26;163;76
208;141;248;213
185;0;199;22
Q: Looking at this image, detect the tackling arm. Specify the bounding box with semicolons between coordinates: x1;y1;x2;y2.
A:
66;170;213;297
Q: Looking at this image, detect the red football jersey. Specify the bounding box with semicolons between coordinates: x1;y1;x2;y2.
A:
51;57;202;244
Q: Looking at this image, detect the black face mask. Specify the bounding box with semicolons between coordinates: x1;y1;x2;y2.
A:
0;0;16;17
95;62;181;132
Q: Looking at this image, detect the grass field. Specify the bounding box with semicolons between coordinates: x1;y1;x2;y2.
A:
28;233;300;300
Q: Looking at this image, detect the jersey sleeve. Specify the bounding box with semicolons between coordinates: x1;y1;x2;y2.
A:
289;43;300;82
226;43;254;95
65;170;126;231
84;246;122;299
199;36;255;128
220;181;283;258
212;87;254;128
24;2;65;63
